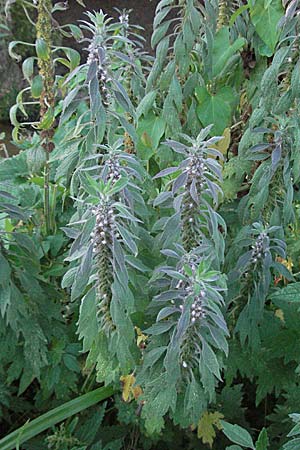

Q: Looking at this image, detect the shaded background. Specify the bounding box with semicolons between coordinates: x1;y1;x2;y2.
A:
55;0;159;50
0;0;159;154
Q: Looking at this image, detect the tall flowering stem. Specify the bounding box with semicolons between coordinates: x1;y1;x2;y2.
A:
36;0;56;233
229;222;287;347
36;0;55;151
154;126;225;264
91;201;116;333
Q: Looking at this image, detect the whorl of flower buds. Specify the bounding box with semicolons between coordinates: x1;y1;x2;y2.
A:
119;11;129;28
179;285;208;372
181;154;206;251
105;155;122;183
87;41;99;66
174;255;206;327
91;202;117;332
251;232;269;264
87;42;111;107
190;290;206;324
188;153;206;184
97;64;111;107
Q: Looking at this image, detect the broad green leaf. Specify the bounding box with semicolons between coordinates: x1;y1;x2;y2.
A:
221;421;255;449
212;27;246;77
250;0;284;54
196;86;235;135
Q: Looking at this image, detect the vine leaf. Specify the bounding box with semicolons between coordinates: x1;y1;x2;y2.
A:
195;86;235;135
250;0;284;55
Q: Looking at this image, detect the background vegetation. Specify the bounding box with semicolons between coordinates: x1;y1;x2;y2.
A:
1;0;300;449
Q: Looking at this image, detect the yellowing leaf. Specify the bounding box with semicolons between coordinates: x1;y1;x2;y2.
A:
132;385;143;399
274;257;294;286
120;374;135;402
211;128;231;157
277;256;293;271
120;374;143;402
197;411;224;448
135;327;148;347
275;309;285;322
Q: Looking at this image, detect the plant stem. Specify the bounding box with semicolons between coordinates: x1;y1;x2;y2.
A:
36;0;55;234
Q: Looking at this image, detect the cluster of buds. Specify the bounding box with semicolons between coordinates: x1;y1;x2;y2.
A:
119;11;129;28
97;64;111;107
251;232;269;264
87;42;111;107
91;202;116;253
181;155;207;251
105;155;122;183
91;202;117;332
187;154;206;189
191;290;206;324
87;41;100;65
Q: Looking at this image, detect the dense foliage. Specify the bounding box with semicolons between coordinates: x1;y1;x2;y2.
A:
1;0;300;449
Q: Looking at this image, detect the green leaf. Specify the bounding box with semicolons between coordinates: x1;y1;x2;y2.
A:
229;5;250;26
226;447;244;450
39;107;55;130
0;284;11;317
250;0;284;54
201;340;222;381
36;38;50;60
137;113;166;160
212;27;246;77
63;47;81;71
8;40;35;62
0;386;114;450
196;86;235;135
283;438;300;450
71;244;93;301
255;428;269;450
221;421;255;449
270;283;300;306
136;91;157;119
0;253;11;284
106;177;128;196
78;288;98;352
31;75;43;99
22;57;35;82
